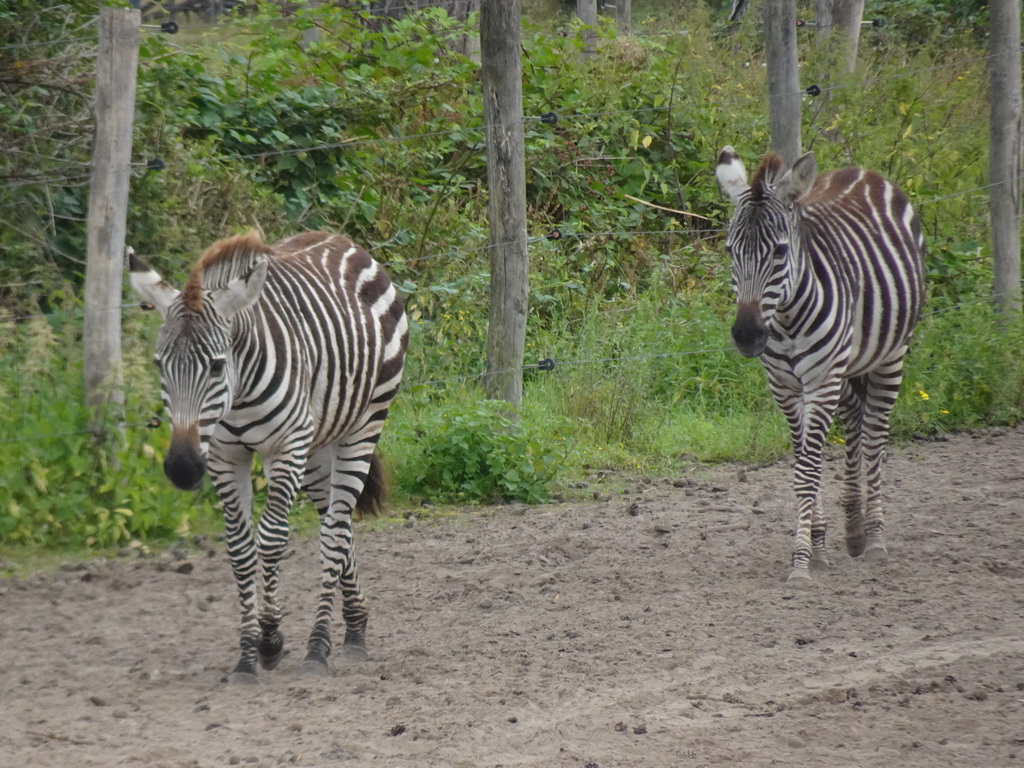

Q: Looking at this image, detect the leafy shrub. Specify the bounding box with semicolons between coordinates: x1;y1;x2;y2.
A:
398;400;567;503
0;311;220;549
895;303;1024;436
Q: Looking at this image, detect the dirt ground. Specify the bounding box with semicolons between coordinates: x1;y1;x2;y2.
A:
2;428;1023;768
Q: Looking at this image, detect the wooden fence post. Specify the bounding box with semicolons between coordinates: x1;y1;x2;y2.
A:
480;0;528;411
988;0;1022;313
614;0;632;36
576;0;598;56
764;0;801;164
84;6;140;437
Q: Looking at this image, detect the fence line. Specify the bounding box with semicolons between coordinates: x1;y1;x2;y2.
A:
5;279;1015;447
2;7;1011;446
0;225;725;324
1;38;992;195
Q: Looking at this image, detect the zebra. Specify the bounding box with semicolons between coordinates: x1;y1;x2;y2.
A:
715;147;926;585
129;230;408;683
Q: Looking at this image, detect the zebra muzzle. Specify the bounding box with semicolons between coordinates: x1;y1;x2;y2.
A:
164;425;206;491
732;301;769;358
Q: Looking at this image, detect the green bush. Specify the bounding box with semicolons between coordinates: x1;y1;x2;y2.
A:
0;311;220;549
895;302;1024;437
397;400;568;504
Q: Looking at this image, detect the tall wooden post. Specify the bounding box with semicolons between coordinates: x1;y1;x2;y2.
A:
460;0;482;62
764;0;801;164
84;7;140;436
302;0;324;47
989;0;1022;313
614;0;632;35
814;0;864;73
576;0;598;56
481;0;528;410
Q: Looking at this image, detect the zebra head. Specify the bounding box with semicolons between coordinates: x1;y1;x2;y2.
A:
128;246;269;491
716;146;818;357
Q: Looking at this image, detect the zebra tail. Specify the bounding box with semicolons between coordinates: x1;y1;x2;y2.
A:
355;453;388;518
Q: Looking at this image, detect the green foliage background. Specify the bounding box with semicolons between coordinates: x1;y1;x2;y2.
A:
2;0;1021;553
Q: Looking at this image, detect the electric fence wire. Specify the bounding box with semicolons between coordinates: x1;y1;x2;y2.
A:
5;279;1014;447
0;17;98;53
0;32;997;192
0;226;721;324
2;11;1013;444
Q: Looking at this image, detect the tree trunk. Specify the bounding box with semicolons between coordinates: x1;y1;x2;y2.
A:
989;0;1023;313
481;0;529;410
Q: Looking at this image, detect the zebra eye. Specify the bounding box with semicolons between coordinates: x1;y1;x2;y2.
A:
773;243;789;257
209;358;226;376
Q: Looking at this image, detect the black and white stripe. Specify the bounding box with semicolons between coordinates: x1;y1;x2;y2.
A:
716;147;926;584
130;230;408;681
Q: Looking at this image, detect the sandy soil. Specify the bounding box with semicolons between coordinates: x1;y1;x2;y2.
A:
2;428;1023;768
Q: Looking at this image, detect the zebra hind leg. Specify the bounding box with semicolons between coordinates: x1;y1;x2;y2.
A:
298;447;373;676
301;510;365;675
859;363;905;563
298;447;337;677
837;377;868;557
331;448;379;665
861;424;891;562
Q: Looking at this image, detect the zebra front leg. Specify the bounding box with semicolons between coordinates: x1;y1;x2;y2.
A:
253;455;304;673
791;476;830;581
207;448;263;685
786;391;837;584
809;496;830;572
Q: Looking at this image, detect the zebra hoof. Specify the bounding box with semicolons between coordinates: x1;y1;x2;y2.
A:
809;555;831;572
258;632;286;671
227;671;259;686
786;569;813;588
846;535;866;558
863;543;888;562
339;643;370;664
299;658;330;678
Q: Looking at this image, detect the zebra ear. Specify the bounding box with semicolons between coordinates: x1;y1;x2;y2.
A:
777;151;818;203
715;146;749;204
128;247;180;319
210;258;269;319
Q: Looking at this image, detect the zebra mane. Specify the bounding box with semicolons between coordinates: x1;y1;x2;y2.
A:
749;153;786;201
183;230;275;311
